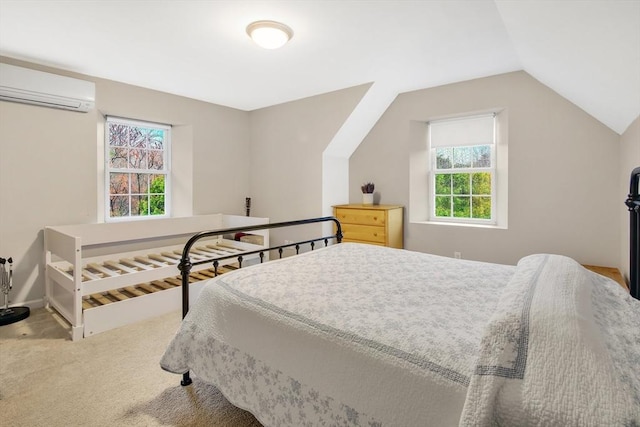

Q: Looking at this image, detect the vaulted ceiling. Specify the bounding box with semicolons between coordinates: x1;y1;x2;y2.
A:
0;0;638;135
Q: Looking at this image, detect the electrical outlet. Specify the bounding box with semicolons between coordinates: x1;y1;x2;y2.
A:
454;251;461;259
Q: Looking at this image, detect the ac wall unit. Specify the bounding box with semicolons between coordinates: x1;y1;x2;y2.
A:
0;63;95;113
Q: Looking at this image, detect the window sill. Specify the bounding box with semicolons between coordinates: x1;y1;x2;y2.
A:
105;214;170;223
411;220;507;230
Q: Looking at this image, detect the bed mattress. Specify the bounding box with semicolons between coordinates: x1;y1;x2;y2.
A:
161;243;516;426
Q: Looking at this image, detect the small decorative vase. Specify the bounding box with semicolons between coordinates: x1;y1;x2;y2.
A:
362;193;374;205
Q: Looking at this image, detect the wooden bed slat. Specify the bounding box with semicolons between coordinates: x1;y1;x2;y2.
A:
187;252;208;261
147;253;177;264
205;245;235;254
197;270;217;278
90;293;113;305
123;286;146;297
104;260;137;274
189;249;209;257
120;258;155;271
107;289;129;301
216;266;238;275
193;247;215;255
137;283;161;293
151;280;174;290
189;272;210;281
160;277;180;287
134;256;166;268
82;269;101;281
88;263;119;277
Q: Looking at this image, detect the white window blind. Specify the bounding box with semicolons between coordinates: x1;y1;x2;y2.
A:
429;114;495;148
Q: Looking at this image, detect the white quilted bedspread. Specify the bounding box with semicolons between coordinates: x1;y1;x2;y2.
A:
161;243;515;426
161;244;640;426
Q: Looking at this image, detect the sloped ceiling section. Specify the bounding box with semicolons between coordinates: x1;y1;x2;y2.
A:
496;0;640;135
0;0;638;135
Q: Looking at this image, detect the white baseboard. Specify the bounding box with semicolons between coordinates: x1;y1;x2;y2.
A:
7;298;45;310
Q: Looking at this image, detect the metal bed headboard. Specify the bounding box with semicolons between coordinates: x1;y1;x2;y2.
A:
625;167;640;300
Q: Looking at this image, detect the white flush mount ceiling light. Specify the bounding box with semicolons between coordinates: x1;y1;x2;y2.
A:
246;20;293;49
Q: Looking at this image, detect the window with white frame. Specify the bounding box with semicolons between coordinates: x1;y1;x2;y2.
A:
105;116;170;220
429;114;495;223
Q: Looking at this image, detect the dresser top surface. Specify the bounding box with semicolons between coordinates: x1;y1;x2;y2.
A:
333;204;403;210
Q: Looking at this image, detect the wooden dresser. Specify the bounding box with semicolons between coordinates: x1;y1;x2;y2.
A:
333;204;404;248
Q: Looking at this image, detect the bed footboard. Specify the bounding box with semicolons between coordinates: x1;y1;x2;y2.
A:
177;216;342;386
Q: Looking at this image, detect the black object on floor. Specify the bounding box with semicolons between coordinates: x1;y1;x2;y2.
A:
0;306;30;326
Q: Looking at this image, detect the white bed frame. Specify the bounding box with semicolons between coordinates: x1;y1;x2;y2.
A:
44;214;269;341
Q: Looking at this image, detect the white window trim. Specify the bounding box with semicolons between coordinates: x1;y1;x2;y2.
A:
104;116;172;222
428;143;497;225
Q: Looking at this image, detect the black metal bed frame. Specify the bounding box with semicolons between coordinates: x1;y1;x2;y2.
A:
177;216;343;386
625;167;640;300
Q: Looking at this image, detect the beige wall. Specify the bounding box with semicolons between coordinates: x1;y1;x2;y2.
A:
0;57;250;305
620;116;640;282
350;71;621;267
248;84;369;244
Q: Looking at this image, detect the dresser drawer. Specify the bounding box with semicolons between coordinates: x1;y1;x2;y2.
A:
341;223;386;244
335;208;386;226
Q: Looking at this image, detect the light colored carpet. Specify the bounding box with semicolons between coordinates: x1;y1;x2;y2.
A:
0;307;263;427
